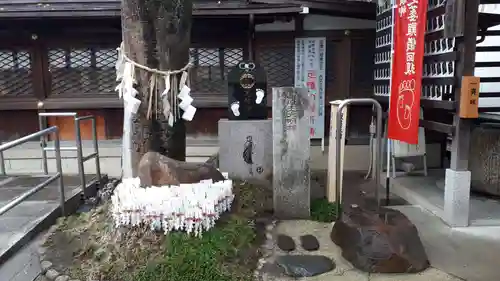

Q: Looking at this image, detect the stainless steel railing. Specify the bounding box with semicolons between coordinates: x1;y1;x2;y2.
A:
333;98;383;218
38;112;101;199
0;146;5;176
0;126;65;216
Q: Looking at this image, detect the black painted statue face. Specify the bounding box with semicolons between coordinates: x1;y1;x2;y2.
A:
240;73;256;89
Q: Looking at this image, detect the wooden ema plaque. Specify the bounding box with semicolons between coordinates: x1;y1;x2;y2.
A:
459;76;480;119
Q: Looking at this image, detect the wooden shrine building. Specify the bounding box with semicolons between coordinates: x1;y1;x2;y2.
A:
374;0;500;227
0;0;377;142
3;0;500;228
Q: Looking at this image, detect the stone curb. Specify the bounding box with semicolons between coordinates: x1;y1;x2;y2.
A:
37;178;121;281
254;220;278;281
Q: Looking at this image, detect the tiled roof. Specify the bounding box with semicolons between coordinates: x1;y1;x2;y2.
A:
0;0;304;18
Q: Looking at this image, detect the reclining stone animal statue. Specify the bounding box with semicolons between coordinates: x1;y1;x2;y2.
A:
138;151;225;186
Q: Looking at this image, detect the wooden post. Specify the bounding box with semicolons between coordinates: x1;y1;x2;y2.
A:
445;0;479;227
121;0;192;175
451;0;478;171
247;14;255;61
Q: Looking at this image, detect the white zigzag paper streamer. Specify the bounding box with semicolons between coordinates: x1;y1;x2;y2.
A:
111;174;234;237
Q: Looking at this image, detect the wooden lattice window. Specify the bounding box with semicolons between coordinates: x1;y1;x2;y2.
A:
48;47;118;96
189;47;243;94
0;50;33;97
256;43;295;91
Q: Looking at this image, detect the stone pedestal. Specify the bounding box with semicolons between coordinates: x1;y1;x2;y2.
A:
272;87;311;219
218;119;272;180
444;168;471;227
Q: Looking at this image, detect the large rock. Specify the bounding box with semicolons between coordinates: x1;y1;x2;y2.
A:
138;151;225;186
330;205;429;273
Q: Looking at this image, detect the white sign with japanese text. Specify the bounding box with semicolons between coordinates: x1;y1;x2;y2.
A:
294;37;326;139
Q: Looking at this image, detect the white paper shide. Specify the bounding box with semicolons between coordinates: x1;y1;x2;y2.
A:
114;42;197;178
111;174;234;237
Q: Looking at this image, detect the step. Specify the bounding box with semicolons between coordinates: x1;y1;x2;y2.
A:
0;174;99;266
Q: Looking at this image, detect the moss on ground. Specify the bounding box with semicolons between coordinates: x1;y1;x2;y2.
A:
43;180;273;281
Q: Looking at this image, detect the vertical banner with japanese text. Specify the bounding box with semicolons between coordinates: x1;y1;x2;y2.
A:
387;0;428;144
294;37;326;140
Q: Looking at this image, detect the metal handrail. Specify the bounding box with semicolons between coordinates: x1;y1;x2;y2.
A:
0;126;65;216
38;112;101;199
0;147;5;176
334;99;383;219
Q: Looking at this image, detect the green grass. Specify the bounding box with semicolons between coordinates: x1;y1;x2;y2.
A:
129;180;272;281
132;215;256;281
310;198;340;222
47;180;273;281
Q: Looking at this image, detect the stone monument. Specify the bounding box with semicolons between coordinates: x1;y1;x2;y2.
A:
272;87;311;219
218;61;272;180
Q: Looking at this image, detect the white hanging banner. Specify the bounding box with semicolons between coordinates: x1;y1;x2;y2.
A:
294;37;327;140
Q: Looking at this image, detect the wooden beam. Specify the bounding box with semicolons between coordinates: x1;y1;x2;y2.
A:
419;120;455;135
373;96;456;111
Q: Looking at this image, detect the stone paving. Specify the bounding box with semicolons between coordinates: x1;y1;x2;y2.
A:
258;220;462;281
0;232;45;281
0;174;95;281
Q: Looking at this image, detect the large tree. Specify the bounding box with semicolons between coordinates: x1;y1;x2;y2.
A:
121;0;192;176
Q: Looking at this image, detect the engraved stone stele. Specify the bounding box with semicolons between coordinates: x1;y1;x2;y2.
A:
227;61;268;120
218;119;272;180
469;125;500;196
272;87;311;219
331;204;430;273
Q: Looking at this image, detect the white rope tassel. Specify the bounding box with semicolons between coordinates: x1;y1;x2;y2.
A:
161;75;171;121
115;42;195;127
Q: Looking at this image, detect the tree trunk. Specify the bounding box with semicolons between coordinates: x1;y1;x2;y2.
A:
121;0;192;176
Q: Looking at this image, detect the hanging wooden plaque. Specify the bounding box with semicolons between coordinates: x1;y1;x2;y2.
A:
459;76;480;118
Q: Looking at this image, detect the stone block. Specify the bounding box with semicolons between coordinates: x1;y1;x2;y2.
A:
272;87;311;219
218;119;272;180
444;169;471;227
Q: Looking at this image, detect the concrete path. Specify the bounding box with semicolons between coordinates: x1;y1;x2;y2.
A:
394;205;500;281
0;232;46;281
260;220;462;281
0;174;96;281
260;206;500;281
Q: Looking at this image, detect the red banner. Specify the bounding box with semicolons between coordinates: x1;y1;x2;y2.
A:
387;0;428;144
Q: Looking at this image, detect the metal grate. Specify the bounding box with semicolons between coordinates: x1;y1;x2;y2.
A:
257;43;294;91
189;47;243;94
373;0;455;101
0;50;33;97
48;47;118;96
